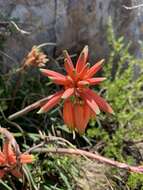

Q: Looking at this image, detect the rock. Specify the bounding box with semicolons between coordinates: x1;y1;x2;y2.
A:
0;0;143;71
75;160;109;190
134;142;143;159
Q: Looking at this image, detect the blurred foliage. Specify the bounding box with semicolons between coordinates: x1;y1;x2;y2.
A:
87;19;143;189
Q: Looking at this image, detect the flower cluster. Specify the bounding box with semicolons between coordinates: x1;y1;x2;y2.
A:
0;129;34;179
38;46;113;134
22;46;48;69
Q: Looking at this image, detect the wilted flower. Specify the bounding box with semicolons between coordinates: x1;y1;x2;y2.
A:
0;140;34;179
22;46;48;69
38;46;113;134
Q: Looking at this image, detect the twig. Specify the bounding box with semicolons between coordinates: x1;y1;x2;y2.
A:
8;94;58;120
0;21;30;35
24;142;45;154
24;135;89;161
46;136;75;148
37;42;56;48
0;127;21;156
0;50;19;65
31;147;143;173
56;53;77;61
0;107;26;145
10;21;30;35
24;135;75;154
104;175;114;190
123;4;143;10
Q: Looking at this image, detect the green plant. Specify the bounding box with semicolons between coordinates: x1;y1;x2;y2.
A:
87;18;143;189
1;16;143;189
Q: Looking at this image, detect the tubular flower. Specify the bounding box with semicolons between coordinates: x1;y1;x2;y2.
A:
0;141;34;179
22;46;48;69
38;46;113;134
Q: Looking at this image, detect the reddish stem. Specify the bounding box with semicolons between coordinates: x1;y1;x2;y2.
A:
32;147;143;173
8;96;52;120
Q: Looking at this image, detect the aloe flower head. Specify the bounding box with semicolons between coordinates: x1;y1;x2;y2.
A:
38;46;113;134
0;128;34;179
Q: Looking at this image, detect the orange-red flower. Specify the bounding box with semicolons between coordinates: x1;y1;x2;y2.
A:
38;46;113;134
0;141;34;178
22;46;48;69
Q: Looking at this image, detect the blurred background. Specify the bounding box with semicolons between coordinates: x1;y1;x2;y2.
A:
0;1;143;190
1;0;143;71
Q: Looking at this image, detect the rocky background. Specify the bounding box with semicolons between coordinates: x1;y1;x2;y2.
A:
0;0;143;71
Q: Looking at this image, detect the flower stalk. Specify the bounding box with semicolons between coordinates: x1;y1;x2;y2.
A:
32;147;143;173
